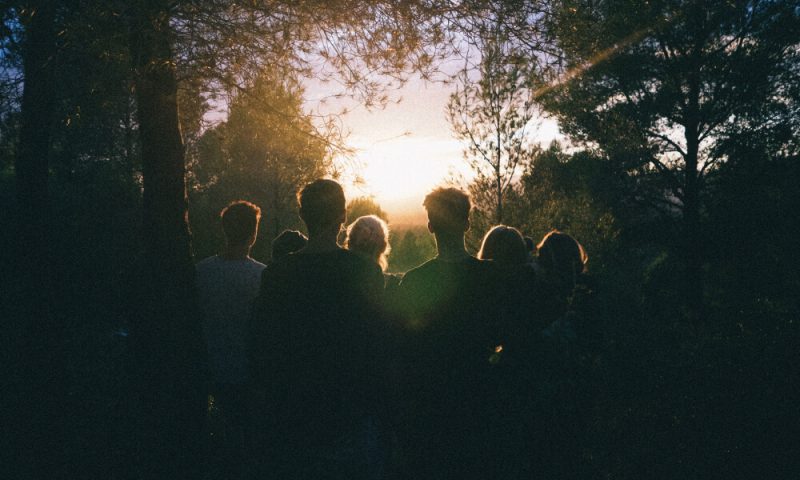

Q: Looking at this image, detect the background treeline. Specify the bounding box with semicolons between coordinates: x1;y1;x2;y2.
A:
1;1;799;479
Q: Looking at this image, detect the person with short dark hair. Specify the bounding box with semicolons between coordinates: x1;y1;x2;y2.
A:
422;186;471;236
220;201;262;247
271;229;307;262
297;178;347;237
249;179;389;479
197;201;265;387
394;187;502;479
195;200;265;474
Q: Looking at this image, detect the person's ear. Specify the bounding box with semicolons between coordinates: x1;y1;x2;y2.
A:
464;218;471;233
427;221;434;233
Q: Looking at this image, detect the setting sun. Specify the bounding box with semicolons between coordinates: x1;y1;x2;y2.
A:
349;135;467;215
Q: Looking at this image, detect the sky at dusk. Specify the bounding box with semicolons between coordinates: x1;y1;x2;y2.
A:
305;72;562;224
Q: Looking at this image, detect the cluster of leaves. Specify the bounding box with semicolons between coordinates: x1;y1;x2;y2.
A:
540;0;800;223
446;0;549;225
388;227;437;273
189;73;329;262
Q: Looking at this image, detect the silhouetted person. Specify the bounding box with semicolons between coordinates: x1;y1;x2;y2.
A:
477;225;543;348
536;230;591;321
478;224;529;267
477;225;544;477
195;201;265;473
394;187;500;480
345;214;406;470
524;235;536;262
477;224;543;339
345;215;401;290
248;179;389;480
532;230;596;479
270;229;307;263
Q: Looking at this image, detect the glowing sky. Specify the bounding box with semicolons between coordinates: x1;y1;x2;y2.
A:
307;72;561;223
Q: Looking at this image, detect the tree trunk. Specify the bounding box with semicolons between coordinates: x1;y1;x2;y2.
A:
15;5;53;226
683;103;704;320
496;168;503;224
681;54;705;321
496;114;503;224
9;3;64;478
128;3;207;477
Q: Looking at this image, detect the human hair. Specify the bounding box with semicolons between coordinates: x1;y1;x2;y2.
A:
536;230;588;278
423;187;471;235
297;179;346;236
345;215;391;271
271;229;307;261
524;236;535;254
220;200;261;246
478;225;528;266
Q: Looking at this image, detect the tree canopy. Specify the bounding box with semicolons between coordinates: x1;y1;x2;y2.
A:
539;0;800;313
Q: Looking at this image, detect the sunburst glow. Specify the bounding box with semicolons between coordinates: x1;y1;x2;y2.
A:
352;136;466;209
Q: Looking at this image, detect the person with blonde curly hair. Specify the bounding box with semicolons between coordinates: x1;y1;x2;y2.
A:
345;215;391;271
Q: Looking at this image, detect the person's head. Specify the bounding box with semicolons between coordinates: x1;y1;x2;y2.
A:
297;179;346;238
345;215;391;271
220;200;261;248
536;230;588;287
423;187;471;237
271;230;307;262
478;225;528;266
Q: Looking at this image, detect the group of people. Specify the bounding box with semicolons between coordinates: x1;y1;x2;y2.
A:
196;179;593;480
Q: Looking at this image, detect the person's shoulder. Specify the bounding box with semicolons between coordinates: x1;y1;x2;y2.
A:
465;255;482;265
196;255;219;267
336;247;365;264
337;248;381;274
456;255;488;278
384;272;402;284
400;258;439;284
262;254;295;278
467;255;489;271
258;256;300;296
248;257;267;267
244;257;267;273
195;255;220;274
576;272;597;292
512;262;538;281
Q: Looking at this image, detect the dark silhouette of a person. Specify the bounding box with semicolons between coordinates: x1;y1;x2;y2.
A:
248;179;390;480
393;187;501;480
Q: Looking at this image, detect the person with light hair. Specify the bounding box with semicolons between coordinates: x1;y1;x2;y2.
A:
345;214;404;294
346;215;391;272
